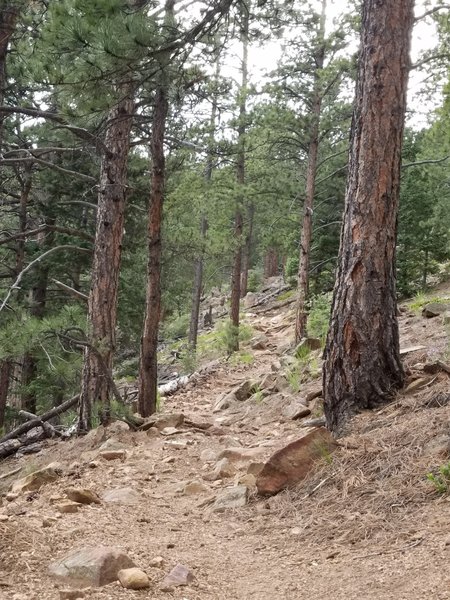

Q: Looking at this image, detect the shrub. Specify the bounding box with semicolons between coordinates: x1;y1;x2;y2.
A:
427;462;450;494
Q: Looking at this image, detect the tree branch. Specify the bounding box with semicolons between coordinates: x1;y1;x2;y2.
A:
0;224;94;246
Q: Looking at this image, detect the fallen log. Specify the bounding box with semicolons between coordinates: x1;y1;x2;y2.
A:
0;394;79;445
18;410;61;438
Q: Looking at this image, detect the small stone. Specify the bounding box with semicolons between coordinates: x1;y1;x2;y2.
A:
146;427;160;438
102;487;141;505
66;488;101;505
251;334;269;350
59;589;88;600
203;458;236;481
88;461;99;469
149;556;164;568
42;517;58;528
404;377;429;394
118;568;150;590
5;492;19;502
302;417;326;428
162;456;175;464
183;481;209;495
282;402;311;420
212;485;249;512
247;462;265;476
238;473;257;488
160;564;194;591
200;448;216;463
55;500;82;514
160;427;179;436
0;514;9;522
99;450;126;461
290;527;302;536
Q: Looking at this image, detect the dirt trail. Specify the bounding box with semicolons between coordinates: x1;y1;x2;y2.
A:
2;288;450;599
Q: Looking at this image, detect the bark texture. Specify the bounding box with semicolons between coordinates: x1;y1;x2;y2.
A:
138;85;169;417
323;0;414;434
0;1;20;150
78;88;134;433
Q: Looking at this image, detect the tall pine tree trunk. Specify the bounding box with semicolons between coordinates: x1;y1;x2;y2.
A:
229;5;249;353
0;1;20;150
138;84;169;417
294;0;326;343
323;0;414;434
78;86;134;433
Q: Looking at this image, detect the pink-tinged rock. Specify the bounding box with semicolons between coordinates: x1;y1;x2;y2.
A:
256;427;336;496
48;546;135;587
160;564;194;591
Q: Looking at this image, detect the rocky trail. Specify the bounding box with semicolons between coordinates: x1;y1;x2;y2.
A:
2;283;450;600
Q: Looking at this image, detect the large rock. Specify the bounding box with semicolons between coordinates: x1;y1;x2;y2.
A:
422;302;450;318
203;458;236;481
212;485;249;512
217;446;266;465
256;427;336;496
10;462;62;494
295;337;322;355
48;546;135;587
282;401;311;420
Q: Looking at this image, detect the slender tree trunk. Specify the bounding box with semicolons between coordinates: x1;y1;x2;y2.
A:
294;0;326;343
188;52;220;350
323;0;414;434
138;84;169;417
264;248;278;278
0;2;22;424
0;361;11;428
78;86;135;433
188;215;208;350
229;5;249;353
0;1;20;151
240;201;254;298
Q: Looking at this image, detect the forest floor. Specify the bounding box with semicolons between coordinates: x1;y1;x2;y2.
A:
2;281;450;599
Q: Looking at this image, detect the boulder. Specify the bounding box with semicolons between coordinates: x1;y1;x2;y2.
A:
10;462;62;494
256;427;336;496
55;500;82;514
213;380;260;412
243;292;258;308
102;487;141;505
48;546;135;587
140;413;184;432
183;481;209;495
212;485;249;512
160;564;194;591
99;450;127;461
295;337;322;356
118;568;150;590
251;334;269;350
422;302;450;318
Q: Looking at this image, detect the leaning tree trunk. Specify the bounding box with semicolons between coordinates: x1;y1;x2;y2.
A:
228;4;249;354
294;0;326;343
323;0;414;434
138;85;169;417
78;87;134;433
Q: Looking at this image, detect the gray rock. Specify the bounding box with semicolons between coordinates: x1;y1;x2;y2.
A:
10;462;62;494
48;546;135;587
203;458;236;481
422;302;450;318
212;485;249;512
160;563;194;591
102;487;141;505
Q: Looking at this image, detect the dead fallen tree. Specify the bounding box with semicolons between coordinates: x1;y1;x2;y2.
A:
0;395;79;459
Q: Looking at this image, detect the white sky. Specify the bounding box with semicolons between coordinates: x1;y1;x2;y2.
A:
243;0;443;130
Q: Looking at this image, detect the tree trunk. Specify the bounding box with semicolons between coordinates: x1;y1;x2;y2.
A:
138;85;169;417
78;87;134;433
188;215;208;350
188;52;220;351
294;0;326;343
0;2;20;150
323;0;414;434
264;248;278;278
0;360;11;428
228;4;249;353
240;201;254;298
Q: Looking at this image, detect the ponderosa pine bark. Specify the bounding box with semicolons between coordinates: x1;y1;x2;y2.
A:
294;0;326;343
229;4;249;353
138;83;169;417
78;86;134;433
323;0;414;434
240;201;254;298
0;1;20;150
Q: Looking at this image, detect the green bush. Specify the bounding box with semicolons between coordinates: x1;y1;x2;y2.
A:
427;462;450;494
308;293;332;341
247;269;263;293
161;313;190;340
